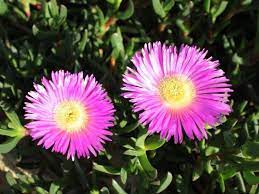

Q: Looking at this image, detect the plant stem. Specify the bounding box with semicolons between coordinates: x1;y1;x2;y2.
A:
74;158;89;190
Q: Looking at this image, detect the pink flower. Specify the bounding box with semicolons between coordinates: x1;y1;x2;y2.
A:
24;71;115;159
122;42;232;143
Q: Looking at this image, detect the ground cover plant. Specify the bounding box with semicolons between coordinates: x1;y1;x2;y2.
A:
0;0;259;193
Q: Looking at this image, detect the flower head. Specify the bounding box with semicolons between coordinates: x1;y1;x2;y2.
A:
24;71;115;159
122;42;232;142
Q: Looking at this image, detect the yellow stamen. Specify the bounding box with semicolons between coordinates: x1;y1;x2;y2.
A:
54;100;88;132
159;76;195;109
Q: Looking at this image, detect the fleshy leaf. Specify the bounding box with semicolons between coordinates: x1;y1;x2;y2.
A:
93;162;120;175
112;179;127;194
0;136;22;154
155;172;173;193
144;135;165;151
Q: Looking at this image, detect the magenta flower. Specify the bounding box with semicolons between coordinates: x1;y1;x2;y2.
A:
24;71;115;159
122;42;232;143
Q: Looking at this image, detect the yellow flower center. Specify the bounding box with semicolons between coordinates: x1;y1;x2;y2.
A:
54;100;88;132
159;76;196;109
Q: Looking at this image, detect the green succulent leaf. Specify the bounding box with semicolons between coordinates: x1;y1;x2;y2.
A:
49;182;60;194
211;1;228;23
243;171;259;185
111;28;125;58
112;179;127;194
152;0;166;18
100;187;110;194
218;174;225;193
204;0;211;13
117;0;134;20
144;135;165;151
138;153;157;180
0;136;22;154
0;0;8;15
155;172;173;193
120;168;127;185
93;162;121;175
205;146;220;156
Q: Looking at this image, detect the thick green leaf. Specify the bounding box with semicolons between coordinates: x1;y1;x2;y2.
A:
221;166;237;180
163;0;174;12
117;0;134;20
120;168;127;185
119;120;127;128
203;0;211;13
138;153;157;180
112;179;127;194
58;5;67;24
211;1;228;23
176;19;190;35
5;110;21;128
123;148;145;156
111;28;125;58
0;0;8;15
106;0;115;4
100;187;110;194
144;135;165;151
0;128;18;137
5;172;17;186
35;187;49;194
135;128;149;149
59;5;67;18
93;162;120;175
243;171;259;185
78;30;88;54
204;160;214;174
90;189;100;194
49;182;60;194
120;122;139;134
114;0;123;10
249;185;258;194
236;172;246;193
0;136;22;154
205;146;219;156
152;0;166;18
218;174;225;193
155;172;173;193
2;110;26;138
48;0;59;17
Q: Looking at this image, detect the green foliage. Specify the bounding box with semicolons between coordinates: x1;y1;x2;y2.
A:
0;0;259;193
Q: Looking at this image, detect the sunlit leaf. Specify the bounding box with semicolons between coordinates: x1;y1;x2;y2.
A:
49;182;60;194
0;0;8;15
120;168;127;185
112;179;127;194
205;146;219;156
93;162;120;175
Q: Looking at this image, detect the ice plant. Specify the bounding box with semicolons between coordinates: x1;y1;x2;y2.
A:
122;42;232;143
24;71;115;159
